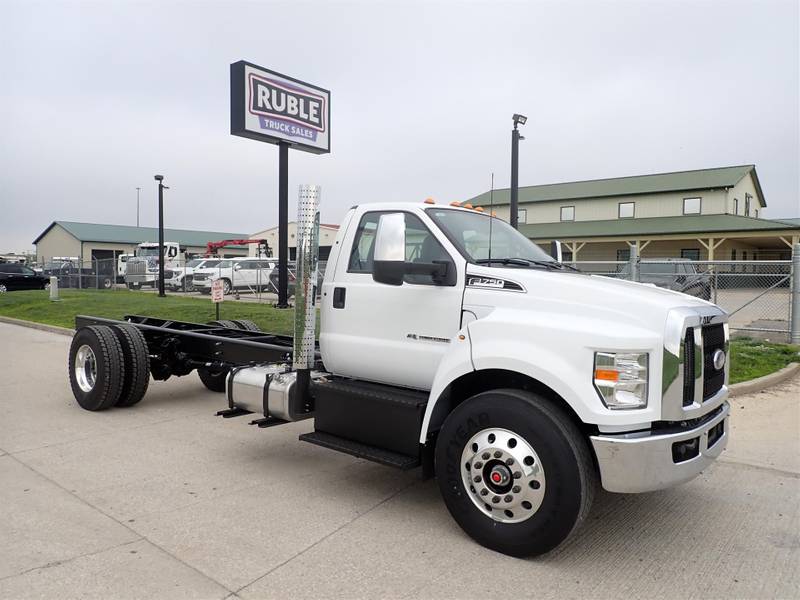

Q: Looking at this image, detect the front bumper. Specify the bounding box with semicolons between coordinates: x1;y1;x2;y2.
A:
590;401;729;493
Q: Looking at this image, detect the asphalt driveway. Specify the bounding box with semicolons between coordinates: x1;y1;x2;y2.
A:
0;322;797;599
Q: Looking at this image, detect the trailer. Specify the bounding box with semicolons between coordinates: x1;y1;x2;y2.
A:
67;185;731;557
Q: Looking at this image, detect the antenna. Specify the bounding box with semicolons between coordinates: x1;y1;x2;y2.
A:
488;173;495;262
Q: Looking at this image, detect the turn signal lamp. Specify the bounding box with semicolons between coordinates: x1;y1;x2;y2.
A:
593;352;648;409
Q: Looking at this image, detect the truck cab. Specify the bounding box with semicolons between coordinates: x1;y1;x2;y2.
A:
124;242;182;288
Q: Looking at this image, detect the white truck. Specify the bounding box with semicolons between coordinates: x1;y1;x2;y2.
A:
117;253;134;283
165;257;220;291
124;242;182;289
66;186;729;557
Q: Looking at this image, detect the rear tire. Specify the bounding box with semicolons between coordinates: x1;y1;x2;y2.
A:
110;324;150;407
435;389;596;557
198;368;227;392
208;320;239;329
230;319;261;332
68;326;126;411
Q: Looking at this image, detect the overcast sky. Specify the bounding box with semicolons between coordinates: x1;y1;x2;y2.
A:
1;0;798;253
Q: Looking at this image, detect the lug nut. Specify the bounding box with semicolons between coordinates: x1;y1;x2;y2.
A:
473;475;482;483
492;496;500;504
512;485;521;493
504;495;513;503
506;458;514;466
474;461;483;469
480;489;489;496
513;471;522;479
493;451;502;458
482;452;490;460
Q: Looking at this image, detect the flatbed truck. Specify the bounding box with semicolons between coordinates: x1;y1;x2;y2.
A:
67;185;730;556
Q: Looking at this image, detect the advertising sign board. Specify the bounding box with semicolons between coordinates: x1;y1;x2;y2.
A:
230;60;330;154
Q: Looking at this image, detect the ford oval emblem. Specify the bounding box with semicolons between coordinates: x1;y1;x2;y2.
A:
713;349;726;371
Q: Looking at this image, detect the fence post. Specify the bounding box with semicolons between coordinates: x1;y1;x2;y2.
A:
791;243;800;344
628;245;639;282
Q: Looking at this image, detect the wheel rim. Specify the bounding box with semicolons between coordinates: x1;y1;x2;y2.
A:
74;344;98;392
461;427;546;524
223;280;231;294
0;284;7;293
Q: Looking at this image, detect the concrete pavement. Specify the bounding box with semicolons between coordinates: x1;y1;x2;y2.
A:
0;321;798;599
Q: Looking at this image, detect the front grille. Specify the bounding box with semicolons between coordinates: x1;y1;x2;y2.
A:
682;330;695;407
702;324;725;400
193;273;208;282
126;261;147;275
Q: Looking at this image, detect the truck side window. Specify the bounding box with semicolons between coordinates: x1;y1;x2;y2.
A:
348;212;453;285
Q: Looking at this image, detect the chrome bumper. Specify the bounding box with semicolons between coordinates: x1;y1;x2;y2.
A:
590;401;729;493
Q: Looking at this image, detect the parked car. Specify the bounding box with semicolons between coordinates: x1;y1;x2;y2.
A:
0;263;49;292
617;258;711;300
166;258;221;291
268;265;324;297
195;258;276;295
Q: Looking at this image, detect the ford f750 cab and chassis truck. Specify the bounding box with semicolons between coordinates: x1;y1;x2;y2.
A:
67;186;730;557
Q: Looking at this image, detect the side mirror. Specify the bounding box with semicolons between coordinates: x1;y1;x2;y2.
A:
373;213;406;286
234;264;242;271
550;240;563;262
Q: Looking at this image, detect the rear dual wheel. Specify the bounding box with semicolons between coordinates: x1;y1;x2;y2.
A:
435;389;596;557
196;320;261;392
68;324;150;411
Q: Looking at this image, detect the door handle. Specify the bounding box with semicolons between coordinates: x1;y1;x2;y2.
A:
333;287;346;309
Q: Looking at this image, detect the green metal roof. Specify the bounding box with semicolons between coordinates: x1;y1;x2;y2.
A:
467;165;765;207
33;221;248;247
521;214;800;241
773;217;800;227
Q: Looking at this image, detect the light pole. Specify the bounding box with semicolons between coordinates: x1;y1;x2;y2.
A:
136;187;140;227
510;113;527;230
154;175;168;297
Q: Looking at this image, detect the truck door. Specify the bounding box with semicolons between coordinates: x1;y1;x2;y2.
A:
321;210;464;390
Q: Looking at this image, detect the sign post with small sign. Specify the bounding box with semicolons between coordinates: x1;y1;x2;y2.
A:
211;279;224;320
230;60;330;308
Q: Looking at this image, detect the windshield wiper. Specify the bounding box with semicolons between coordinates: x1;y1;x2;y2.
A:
475;257;579;272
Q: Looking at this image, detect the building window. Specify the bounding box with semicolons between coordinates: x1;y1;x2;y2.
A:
683;197;701;215
518;209;527;224
617;248;630;262
562;250;573;263
618;202;635;219
744;193;751;216
733;198;739;214
560;206;575;221
754;209;758;219
731;249;737;260
681;248;701;261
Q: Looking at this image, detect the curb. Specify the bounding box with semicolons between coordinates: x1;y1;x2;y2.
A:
729;362;800;397
0;316;75;337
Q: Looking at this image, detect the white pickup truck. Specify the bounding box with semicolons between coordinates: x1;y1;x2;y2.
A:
67;188;729;557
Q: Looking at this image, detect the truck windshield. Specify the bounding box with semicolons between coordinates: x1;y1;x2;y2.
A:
137;247;160;257
186;259;203;268
426;208;557;265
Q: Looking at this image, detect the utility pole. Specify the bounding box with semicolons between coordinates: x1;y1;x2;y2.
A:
510;113;527;230
154;175;168;297
136;187;140;227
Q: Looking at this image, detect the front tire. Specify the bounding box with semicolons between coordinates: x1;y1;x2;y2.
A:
435;389;595;557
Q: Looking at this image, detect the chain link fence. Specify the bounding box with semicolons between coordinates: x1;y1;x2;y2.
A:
576;255;797;342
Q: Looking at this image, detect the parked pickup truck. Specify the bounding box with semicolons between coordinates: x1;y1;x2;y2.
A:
65;187;730;557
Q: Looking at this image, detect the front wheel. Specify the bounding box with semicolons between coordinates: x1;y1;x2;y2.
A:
435;389;596;557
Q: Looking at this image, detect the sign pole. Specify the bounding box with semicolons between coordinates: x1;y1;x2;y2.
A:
277;141;290;308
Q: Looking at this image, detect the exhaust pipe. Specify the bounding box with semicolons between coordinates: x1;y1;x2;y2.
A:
293;185;321;403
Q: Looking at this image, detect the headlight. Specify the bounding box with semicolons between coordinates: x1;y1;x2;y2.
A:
593;352;649;409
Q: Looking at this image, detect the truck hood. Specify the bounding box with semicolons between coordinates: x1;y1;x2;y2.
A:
464;266;719;332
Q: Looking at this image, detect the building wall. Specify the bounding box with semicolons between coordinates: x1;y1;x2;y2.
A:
726;173;763;217
35;224;82;263
249;223;339;258
494;189;729;225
